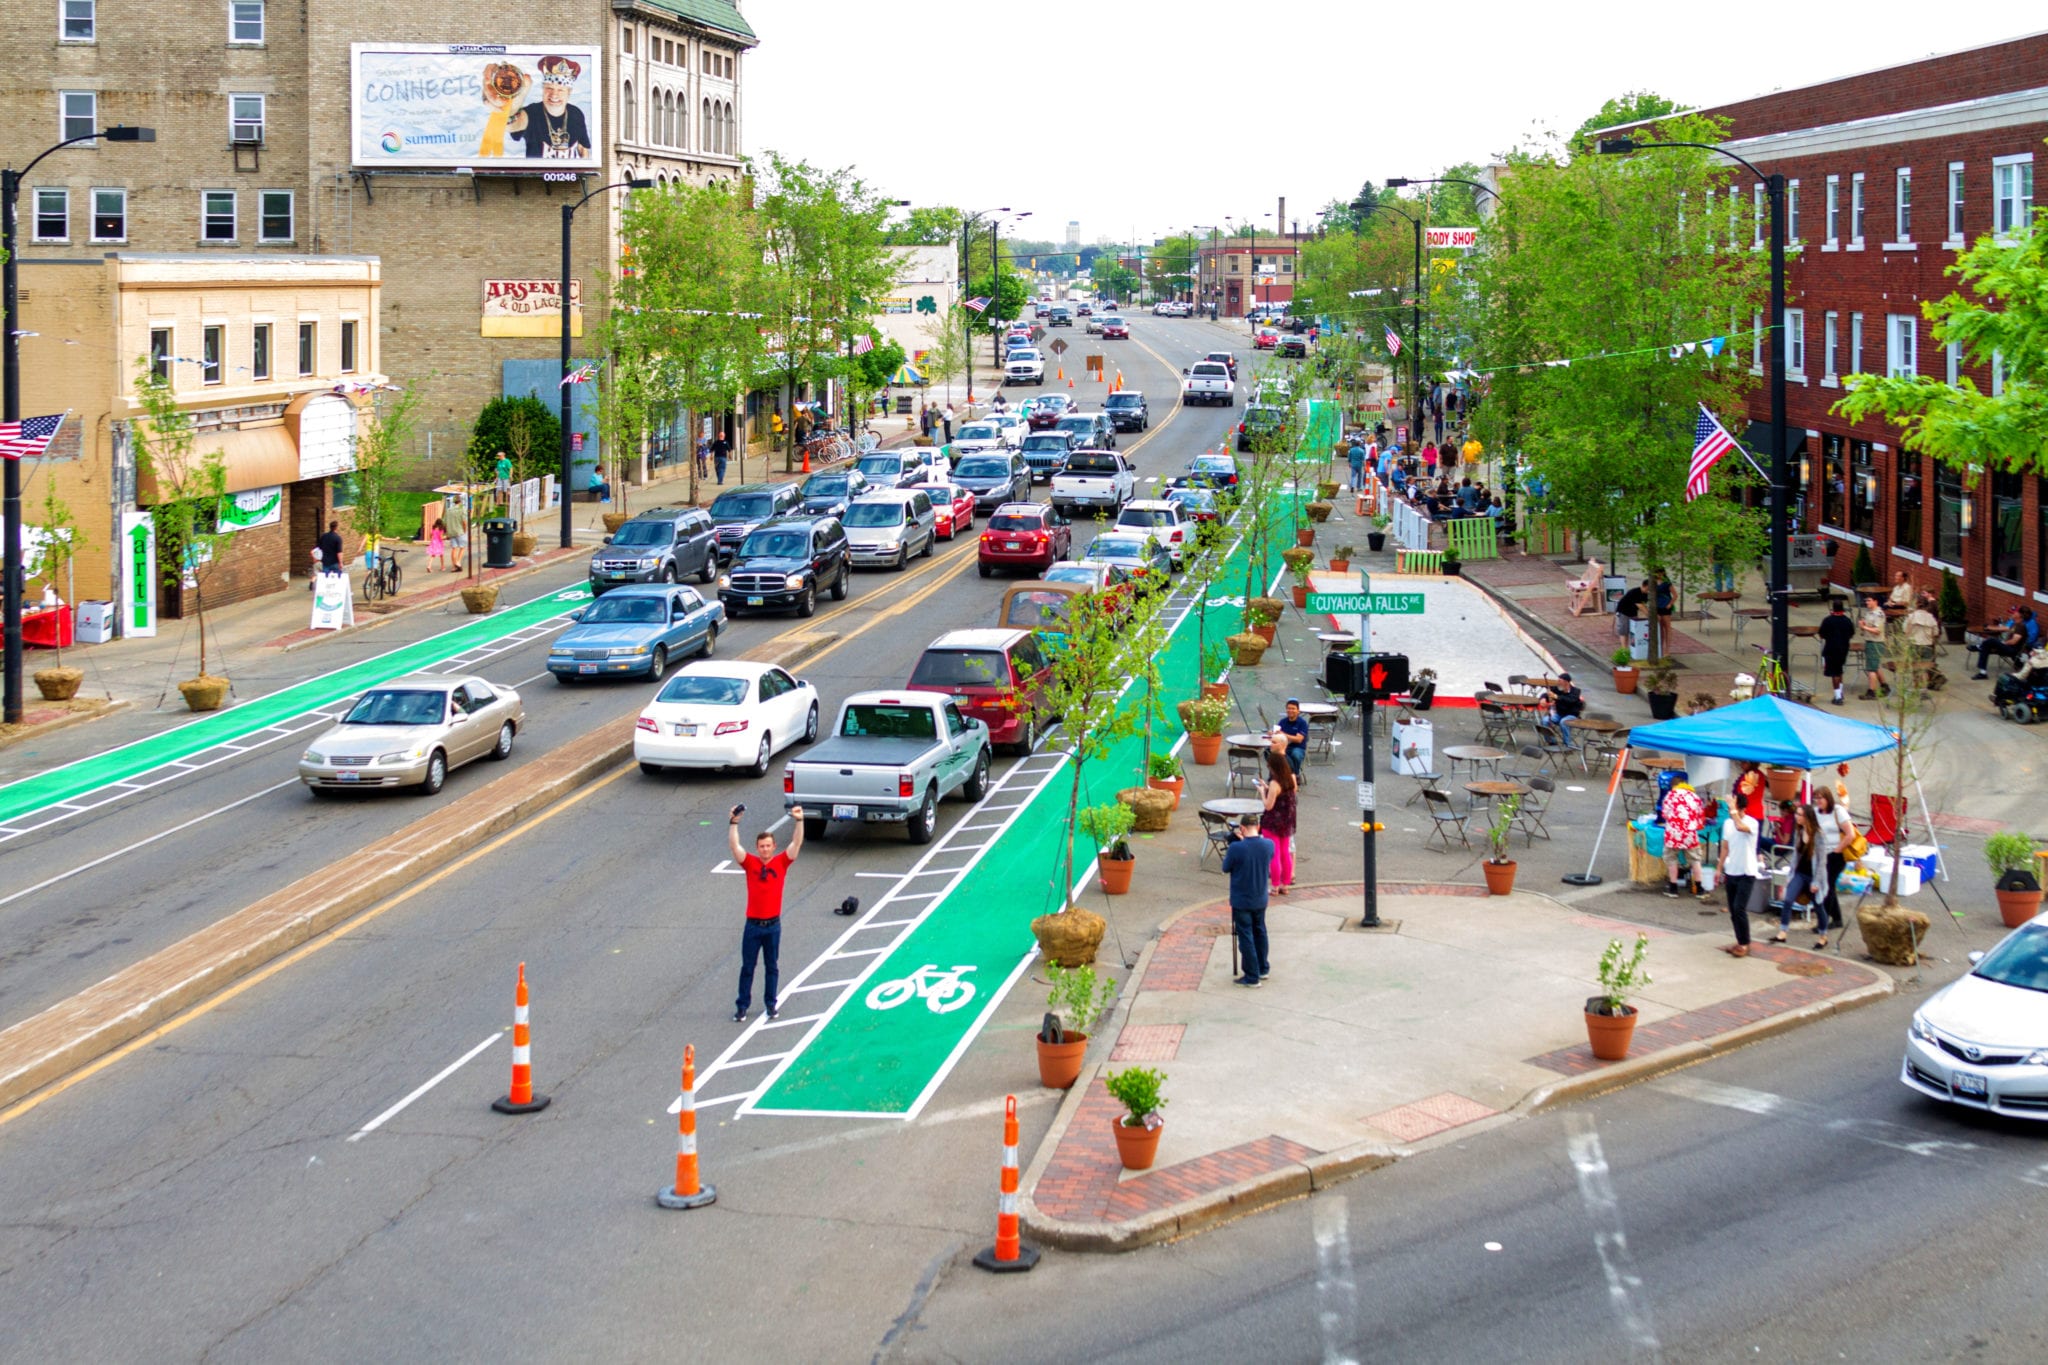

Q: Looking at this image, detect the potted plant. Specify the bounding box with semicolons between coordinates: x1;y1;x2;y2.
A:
1482;794;1521;895
1849;542;1878;591
1764;766;1805;802
1441;550;1462;577
601;509;633;535
1984;832;2043;929
1330;543;1355;574
1367;514;1390;554
1249;595;1286;645
1078;801;1138;894
1031;905;1107;967
1200;642;1230;701
1228;631;1269;667
1305;499;1334;524
1036;961;1117;1090
1146;750;1185;808
1611;644;1640;695
1118;784;1173;833
461;582;501;615
1938;567;1968;644
1103;1065;1167;1170
1315;479;1340;500
1186;695;1229;764
1642;659;1681;720
132;363;234;711
30;481;85;702
1283;545;1316;608
1584;933;1652;1061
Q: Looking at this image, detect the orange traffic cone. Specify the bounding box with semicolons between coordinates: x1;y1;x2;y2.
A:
492;962;551;1114
656;1044;717;1209
1056;367;1064;381
801;444;811;474
1067;378;1074;389
972;1095;1039;1272
1115;370;1123;390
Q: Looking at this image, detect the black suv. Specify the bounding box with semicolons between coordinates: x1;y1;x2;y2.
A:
588;507;717;594
718;515;851;618
708;482;804;560
1104;391;1149;432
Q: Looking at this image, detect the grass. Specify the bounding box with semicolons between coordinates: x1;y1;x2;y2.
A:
380;490;439;542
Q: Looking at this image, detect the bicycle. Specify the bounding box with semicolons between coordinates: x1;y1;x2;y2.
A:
362;548;402;603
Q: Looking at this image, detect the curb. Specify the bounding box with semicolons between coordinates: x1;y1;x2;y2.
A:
0;698;131;752
279;548;588;654
1461;561;1614;673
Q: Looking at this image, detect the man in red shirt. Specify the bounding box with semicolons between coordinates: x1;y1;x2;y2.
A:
728;805;806;1022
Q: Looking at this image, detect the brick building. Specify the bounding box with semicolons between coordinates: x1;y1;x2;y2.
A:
1598;32;2047;624
1196;235;1298;318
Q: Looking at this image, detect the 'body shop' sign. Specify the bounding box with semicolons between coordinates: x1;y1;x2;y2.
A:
481;278;582;337
1424;227;1480;249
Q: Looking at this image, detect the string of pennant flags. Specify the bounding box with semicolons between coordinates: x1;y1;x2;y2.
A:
1436;329;1753;382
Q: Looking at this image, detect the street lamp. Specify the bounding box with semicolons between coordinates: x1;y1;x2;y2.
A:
1597;135;1791;687
3;123;154;725
959;208;1026;413
1353;197;1423;436
1385;175;1500;206
558;177;653;549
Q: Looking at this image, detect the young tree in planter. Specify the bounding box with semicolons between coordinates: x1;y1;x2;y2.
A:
29;478;83;691
1026;587;1141;898
131;363;231;700
1871;619;1942;918
345;384;421;568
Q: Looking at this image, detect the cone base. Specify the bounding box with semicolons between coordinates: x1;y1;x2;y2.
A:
492;1093;552;1114
656;1184;718;1210
972;1244;1041;1273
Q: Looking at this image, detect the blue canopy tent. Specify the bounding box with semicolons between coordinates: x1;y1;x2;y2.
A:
1625;696;1895;766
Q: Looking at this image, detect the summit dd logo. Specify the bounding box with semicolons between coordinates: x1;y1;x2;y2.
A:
380;130;403;154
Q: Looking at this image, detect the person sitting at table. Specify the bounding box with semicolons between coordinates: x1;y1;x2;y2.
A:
1974;606;2034;680
1887;570;1914;610
1274;699;1310;777
1546;672;1586;744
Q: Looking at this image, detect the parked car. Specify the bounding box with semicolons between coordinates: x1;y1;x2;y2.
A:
1020;430;1078;483
1024;393;1075;429
1185;452;1241;489
588;507;717;593
1275;334;1309;358
978;502;1072;576
843;489;938;570
1116;499;1189;569
1237;403;1289;452
548;583;722;682
1902;913;2048;1120
1164;485;1221;524
1100;317;1129;340
951;450;1032;510
781;690;993;844
907;628;1053;755
708;482;804;561
1104;391;1149;432
299;674;524;796
926;482;979;540
718;515;851;618
1083;531;1173;582
1253;329;1278;350
634;661;821;778
798;468;870;519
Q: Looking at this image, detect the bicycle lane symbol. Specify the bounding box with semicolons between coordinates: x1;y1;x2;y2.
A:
864;965;977;1015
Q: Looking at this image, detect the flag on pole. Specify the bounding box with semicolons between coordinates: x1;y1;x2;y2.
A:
1687;403;1738;501
560;362;597;387
0;412;65;460
1606;747;1632;796
962;296;991;315
1383;325;1403;356
851;334;875;356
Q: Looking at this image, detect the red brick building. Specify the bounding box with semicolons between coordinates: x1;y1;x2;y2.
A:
1601;33;2046;622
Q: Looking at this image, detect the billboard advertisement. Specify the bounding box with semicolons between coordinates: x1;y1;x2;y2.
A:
351;43;602;171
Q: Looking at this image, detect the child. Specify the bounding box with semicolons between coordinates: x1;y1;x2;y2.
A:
427;517;448;573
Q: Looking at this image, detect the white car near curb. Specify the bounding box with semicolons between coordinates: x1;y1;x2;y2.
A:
1902;913;2048;1120
634;661;820;777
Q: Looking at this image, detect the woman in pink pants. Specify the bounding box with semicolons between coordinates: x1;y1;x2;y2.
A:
1260;748;1299;894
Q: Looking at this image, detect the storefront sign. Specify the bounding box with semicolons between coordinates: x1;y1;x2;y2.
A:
297;394;359;480
220;485;283;531
310;571;356;631
120;511;157;638
1424;227;1480;249
481;278;584;338
351;43;602;172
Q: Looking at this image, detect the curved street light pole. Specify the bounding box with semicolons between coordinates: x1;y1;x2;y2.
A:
559;177;652;549
1353;198;1422;435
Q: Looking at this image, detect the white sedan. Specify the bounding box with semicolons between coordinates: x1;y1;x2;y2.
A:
634;660;821;778
1902;912;2048;1119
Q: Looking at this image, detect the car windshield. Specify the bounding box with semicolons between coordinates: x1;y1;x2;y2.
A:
740;531;809;559
841;703;937;740
802;474;851;496
1066;453;1117;473
1004;591;1073;630
1168;490;1216;512
1055;417;1092;432
955;456;1011;478
343;689;447;726
1092;536;1146;557
1120;508;1172;527
1043;566;1097;585
1023;436;1067;451
1194;456;1234;472
1106;395;1140;409
988;511;1043;531
1972;924;2048;993
610;521;673;547
1247;408;1282;426
910;650;1009;689
843;502;905;528
709;493;772;520
857;456;901;479
957;425;999;443
1103;318;1123;326
1192;364;1228;377
654;674;747;706
581;596;666;624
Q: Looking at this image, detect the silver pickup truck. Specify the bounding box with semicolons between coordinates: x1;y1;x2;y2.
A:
782;690;993;844
1181;359;1236;406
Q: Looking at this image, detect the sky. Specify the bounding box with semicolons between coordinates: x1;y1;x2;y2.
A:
742;3;2040;245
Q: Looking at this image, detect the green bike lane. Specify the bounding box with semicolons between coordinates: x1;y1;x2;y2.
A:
0;583;591;832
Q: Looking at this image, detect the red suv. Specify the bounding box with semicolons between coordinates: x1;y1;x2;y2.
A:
977;503;1071;576
907;628;1053;754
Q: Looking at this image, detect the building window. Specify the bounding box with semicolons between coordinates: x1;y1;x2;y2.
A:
259;189;292;242
1825;175;1839;245
1787;180;1800;243
1822;311;1838;380
1785;308;1805;376
62;0;94;40
1849;173;1865;245
622;81;634;141
1886;314;1917;378
298;321;315;376
1751;311;1764;370
1992;351;2005;397
201;190;236;242
1948;162;1965;241
1946;339;1961;388
699;98;709;149
90;187;125;241
201;325;224;385
1821;432;1845;529
1849;439;1876;539
1994;154;2034;237
60;91;96;143
229;0;263;43
1850;312;1864;377
251;323;271;381
1991;469;2024;582
231;93;264;145
149;327;172;382
1752;182;1764;248
32;188;69;242
1895;167;1911;241
1895;449;1923;552
621;23;632;54
1933;459;1966;565
340;320;358;373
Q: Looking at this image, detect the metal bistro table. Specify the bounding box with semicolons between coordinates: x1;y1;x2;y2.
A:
1441;744;1508;780
1224;732;1270;750
1201;797;1267;819
1464;778;1530;818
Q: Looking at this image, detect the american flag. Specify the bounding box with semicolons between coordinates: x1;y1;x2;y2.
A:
961;296;991;315
560;363;596;387
1687;403;1738;501
852;334;875;355
1383;325;1403;356
0;413;65;461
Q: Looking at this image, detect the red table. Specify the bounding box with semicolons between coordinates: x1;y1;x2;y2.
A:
22;604;74;649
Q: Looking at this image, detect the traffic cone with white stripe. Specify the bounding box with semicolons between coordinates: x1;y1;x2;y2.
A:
972;1095;1039;1272
656;1044;717;1210
491;962;551;1114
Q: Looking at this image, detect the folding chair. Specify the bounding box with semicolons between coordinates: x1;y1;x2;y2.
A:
1227;745;1265;797
1585;726;1630;774
1514;775;1555;841
1305;713;1338;763
1503;743;1552;784
1477;701;1516;746
1197;809;1234;870
1535;721;1589;775
1619;766;1656;820
1482;679;1507;697
1421;788;1472;851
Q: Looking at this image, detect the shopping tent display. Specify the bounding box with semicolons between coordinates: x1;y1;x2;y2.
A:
1627;695;1896;766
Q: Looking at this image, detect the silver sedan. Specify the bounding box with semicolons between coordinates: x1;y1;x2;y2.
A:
1903;913;2048;1119
299;673;524;796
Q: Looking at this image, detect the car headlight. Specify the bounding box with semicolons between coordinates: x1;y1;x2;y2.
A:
785;574;806;591
610;646;650;657
717;574;731;589
1909;1014;1937;1044
302;749;322;765
376;750;415;766
2027;1049;2048;1067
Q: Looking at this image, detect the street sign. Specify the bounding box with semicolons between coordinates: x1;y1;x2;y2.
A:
1425;227;1480;249
1307;591;1425;615
1357;782;1375;810
1048;338;1068;355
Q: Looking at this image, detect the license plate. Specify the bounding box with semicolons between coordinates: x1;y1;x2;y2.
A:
579;663;598;674
1954;1071;1988;1098
675;723;697;737
832;803;858;820
747;596;765;607
336;771;360;782
610;571;631;579
1006;541;1021;550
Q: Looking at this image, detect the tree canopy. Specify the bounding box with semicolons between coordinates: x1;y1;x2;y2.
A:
1574;91;1684;147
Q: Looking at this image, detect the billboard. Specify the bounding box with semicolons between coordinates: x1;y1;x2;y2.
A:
481;278;583;337
352;43;602;171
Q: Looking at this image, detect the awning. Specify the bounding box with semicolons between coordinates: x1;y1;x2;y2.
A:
137;422;299;502
1626;695;1896;767
889;363;927;386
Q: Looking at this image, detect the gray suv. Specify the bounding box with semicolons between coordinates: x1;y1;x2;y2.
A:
589;508;717;593
949;451;1031;511
709;482;804;561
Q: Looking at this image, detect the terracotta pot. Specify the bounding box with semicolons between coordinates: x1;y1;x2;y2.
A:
1147;774;1185;809
1329;558;1351;574
1118;785;1173;832
1612;666;1639;695
1296;527;1316;547
1482;859;1518;896
510;531;538;558
1584;1005;1638;1061
1112;1116;1163;1171
178;674;230;713
1097;852;1135;895
460;585;500;615
33;666;83;701
1252;622;1277;645
601;511;632;534
1765;767;1805;802
1031;906;1107;967
1995;886;2044;930
1036;1033;1089;1089
1201;681;1230;702
1291;584;1309;609
1189;731;1224;765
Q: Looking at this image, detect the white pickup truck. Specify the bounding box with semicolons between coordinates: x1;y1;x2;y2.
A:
1050;449;1135;518
781;690;992;844
1004;348;1046;386
1181;359;1235;406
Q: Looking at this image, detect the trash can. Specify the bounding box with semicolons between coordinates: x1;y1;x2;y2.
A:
481;517;516;570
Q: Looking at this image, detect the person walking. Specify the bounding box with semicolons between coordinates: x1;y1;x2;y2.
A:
1774;804;1824;944
711;430;731;485
941;403;955;443
427;517;448;573
1718;806;1762;957
695;435;711;481
1221;813;1274;988
1818;598;1857;704
1813;788;1855;949
316;520;345;576
1858;595;1891;698
1347;438;1366;490
493;451;513;506
1259;750;1298;896
728;805;806;1022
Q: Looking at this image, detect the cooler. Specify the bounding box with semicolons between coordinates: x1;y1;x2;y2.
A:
1391;718;1433;776
1897;844;1940;882
1855;853;1922;896
75;601;114;644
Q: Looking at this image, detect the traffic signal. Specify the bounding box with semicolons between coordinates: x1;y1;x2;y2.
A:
1325;650;1366;699
1367;652;1410;700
